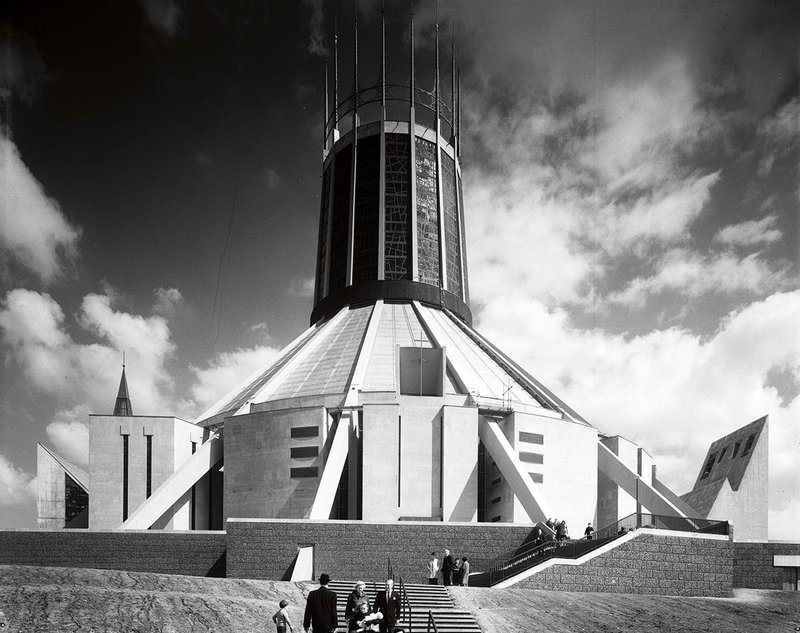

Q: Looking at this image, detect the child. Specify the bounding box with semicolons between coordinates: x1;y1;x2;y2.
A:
272;598;294;633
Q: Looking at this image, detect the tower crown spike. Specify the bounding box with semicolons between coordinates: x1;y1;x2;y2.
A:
313;3;469;326
113;363;133;416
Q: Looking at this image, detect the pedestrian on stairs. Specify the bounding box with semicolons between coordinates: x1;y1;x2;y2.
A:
426;552;439;585
441;549;454;586
372;578;401;633
460;558;470;586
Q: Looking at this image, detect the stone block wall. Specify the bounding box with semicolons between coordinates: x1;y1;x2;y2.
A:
733;542;800;589
227;519;532;582
515;531;733;597
0;530;227;577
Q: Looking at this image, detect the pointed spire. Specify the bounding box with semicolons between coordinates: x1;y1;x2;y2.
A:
113;357;133;416
434;2;440;125
353;1;359;125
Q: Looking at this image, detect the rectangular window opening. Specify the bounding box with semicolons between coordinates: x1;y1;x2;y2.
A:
529;472;544;484
291;467;319;478
122;435;129;522
490;496;501;505
700;453;716;479
291;446;319;459
519;451;544;465
291;426;319;439
146;435;153;498
519;431;544;445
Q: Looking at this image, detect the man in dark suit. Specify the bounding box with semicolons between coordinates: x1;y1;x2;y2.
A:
372;578;401;633
303;573;338;633
441;549;454;586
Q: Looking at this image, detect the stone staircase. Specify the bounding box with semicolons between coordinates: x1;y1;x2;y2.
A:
327;580;481;633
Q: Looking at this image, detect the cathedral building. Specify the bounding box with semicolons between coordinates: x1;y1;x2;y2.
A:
36;11;766;541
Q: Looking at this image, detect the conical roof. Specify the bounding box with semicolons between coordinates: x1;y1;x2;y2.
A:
195;301;589;428
113;366;133;416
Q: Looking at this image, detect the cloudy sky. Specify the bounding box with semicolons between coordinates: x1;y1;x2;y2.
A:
1;1;798;538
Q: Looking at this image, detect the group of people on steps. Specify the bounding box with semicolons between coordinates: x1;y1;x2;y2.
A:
426;549;470;586
272;573;403;633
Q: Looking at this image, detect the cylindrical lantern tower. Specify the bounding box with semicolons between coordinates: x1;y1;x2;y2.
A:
311;11;471;325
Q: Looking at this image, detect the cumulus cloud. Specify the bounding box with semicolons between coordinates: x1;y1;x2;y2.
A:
608;250;788;307
0;134;81;283
0;287;176;416
0;453;36;506
475;291;800;539
713;215;783;247
45;406;91;468
190;344;281;414
153;287;183;316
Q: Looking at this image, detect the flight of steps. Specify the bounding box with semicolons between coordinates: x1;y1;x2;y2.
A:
327;580;481;633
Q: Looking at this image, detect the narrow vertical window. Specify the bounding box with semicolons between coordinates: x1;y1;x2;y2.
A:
191;441;197;530
145;435;153;498
397;416;402;506
122;435;129;521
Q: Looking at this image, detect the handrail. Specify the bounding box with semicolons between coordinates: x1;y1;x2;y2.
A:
473;512;729;586
425;610;439;633
386;556;412;633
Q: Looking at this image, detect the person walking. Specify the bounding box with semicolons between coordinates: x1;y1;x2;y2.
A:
372;578;401;633
303;573;339;633
345;581;368;623
426;552;439;585
273;599;294;633
441;549;454;586
460;558;470;586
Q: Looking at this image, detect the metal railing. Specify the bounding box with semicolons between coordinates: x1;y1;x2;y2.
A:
425;611;440;633
388;556;413;633
472;512;729;587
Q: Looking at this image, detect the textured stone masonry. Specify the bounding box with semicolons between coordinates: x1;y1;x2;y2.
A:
515;531;733;597
226;519;532;582
0;530;227;577
733;541;800;589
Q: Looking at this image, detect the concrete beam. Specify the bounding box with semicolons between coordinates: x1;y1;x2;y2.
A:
308;413;351;519
120;432;223;530
479;418;553;523
653;475;702;517
597;442;687;518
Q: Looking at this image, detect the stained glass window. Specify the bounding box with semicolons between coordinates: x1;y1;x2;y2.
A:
441;150;462;297
415;138;440;286
384;134;411;280
329;145;352;292
315;164;332;303
353;135;380;283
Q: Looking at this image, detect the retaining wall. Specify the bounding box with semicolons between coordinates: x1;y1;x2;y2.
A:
734;541;800;589
0;530;227;577
226;519;532;582
513;530;733;597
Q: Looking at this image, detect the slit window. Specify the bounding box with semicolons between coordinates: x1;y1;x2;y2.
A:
491;477;502;486
519;432;544;445
291;446;319;459
529;472;544;484
718;446;728;461
742;434;756;456
519;452;544;465
290;467;318;478
291;426;319;439
732;441;741;458
700;453;717;479
490;496;501;505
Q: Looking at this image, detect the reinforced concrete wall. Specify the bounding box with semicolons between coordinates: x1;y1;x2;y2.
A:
514;530;733;597
0;530;227;577
733;541;800;589
226;519;532;582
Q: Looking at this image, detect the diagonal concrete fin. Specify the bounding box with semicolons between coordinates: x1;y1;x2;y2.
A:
479;418;553;522
120;432;223;530
308;413;351;519
597;442;687;518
